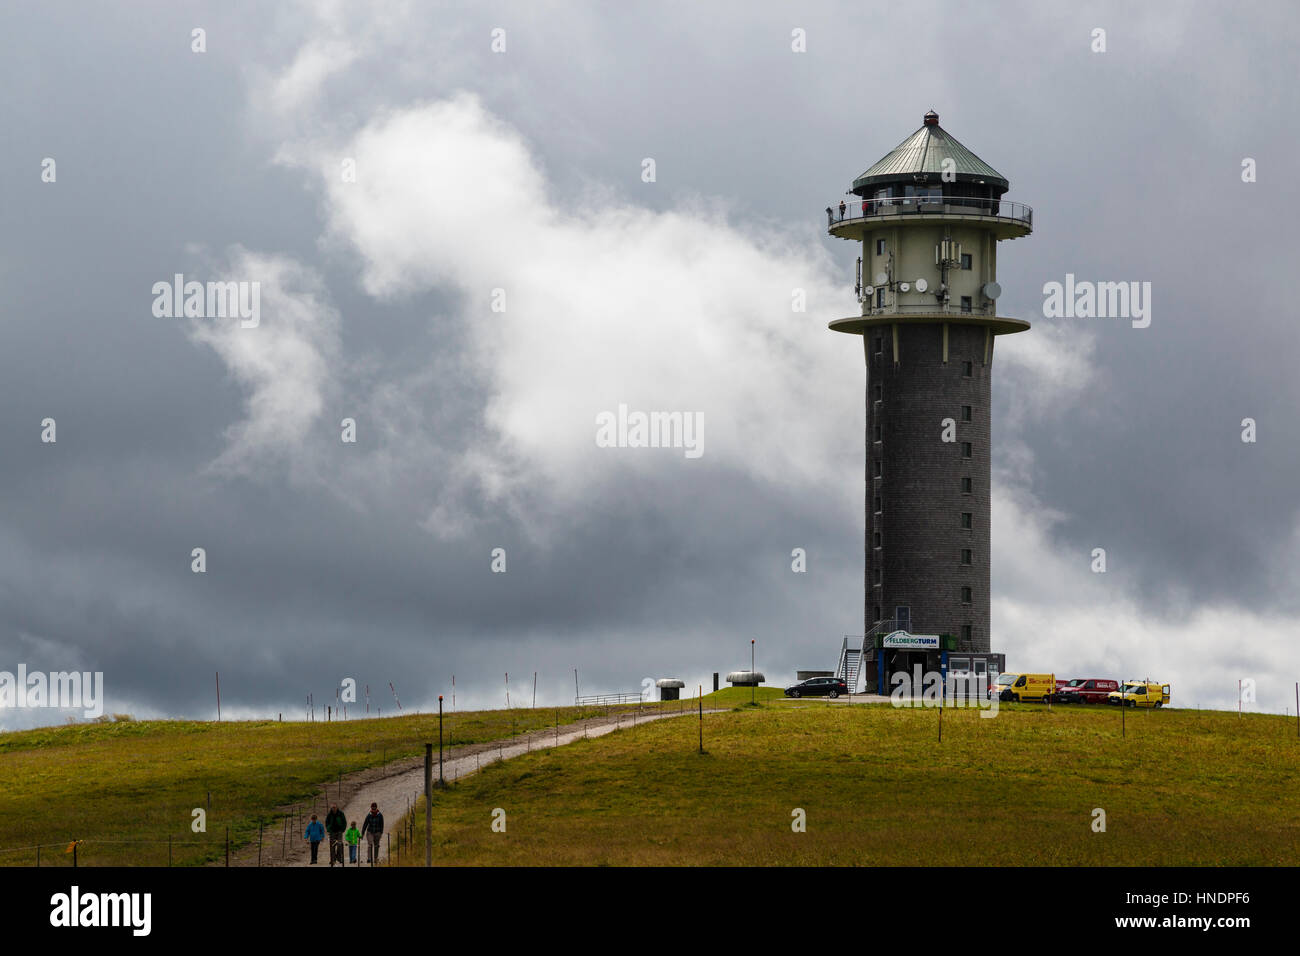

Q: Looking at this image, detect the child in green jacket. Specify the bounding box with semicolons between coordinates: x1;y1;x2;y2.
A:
345;821;361;865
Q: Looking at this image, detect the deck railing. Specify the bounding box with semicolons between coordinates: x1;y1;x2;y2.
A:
827;195;1032;228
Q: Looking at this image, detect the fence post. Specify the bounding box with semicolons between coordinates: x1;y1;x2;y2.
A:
425;743;433;868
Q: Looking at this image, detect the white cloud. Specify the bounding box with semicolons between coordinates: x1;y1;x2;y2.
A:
992;483;1300;712
273;94;865;534
186;247;340;480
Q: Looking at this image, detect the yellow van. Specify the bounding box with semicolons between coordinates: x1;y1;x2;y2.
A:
996;672;1055;703
1107;681;1171;708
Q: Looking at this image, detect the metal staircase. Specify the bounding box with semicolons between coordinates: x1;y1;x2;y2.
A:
835;636;862;693
835;619;899;694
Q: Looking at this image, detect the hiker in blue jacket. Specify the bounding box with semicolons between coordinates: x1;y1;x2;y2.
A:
304;814;325;864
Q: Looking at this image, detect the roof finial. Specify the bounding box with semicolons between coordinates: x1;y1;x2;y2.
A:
923;110;939;127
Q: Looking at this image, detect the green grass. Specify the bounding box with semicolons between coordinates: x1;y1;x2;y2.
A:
386;702;1300;866
0;704;652;867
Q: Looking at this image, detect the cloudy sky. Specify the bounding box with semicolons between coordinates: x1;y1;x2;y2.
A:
2;0;1297;727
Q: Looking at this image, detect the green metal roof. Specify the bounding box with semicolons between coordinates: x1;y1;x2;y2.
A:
851;112;1009;192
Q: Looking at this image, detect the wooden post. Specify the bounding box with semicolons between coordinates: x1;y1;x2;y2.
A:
698;685;704;753
438;697;445;787
215;671;221;721
425;743;433;868
533;671;537;710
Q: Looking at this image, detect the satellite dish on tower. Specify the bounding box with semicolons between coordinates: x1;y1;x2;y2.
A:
915;278;929;293
899;282;910;292
983;281;1002;299
874;272;889;287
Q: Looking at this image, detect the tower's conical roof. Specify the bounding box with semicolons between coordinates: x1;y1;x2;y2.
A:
851;111;1009;193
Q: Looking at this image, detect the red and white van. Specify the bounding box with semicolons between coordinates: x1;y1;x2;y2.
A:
1053;678;1119;704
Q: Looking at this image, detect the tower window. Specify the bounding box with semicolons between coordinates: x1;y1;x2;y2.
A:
961;549;972;565
961;586;972;603
961;477;972;494
960;253;972;270
874;337;883;355
961;442;972;459
962;625;973;642
874;605;881;622
874;384;883;400
961;512;972;529
874;425;882;441
874;496;882;513
962;405;972;422
963;361;973;377
873;460;883;477
873;569;882;585
873;532;882;548
960;296;972;313
876;238;886;256
876;288;884;309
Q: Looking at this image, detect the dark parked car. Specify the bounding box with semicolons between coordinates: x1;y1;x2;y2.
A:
785;677;849;699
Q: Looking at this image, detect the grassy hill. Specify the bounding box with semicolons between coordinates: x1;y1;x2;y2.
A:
0;703;646;866
384;699;1300;866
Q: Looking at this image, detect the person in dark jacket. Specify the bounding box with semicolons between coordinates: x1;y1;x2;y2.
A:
359;803;384;866
324;804;347;867
304;815;325;864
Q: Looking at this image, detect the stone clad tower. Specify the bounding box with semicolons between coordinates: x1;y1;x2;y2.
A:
826;110;1032;692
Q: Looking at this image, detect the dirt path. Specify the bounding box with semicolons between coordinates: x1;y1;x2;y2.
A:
233;707;715;868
